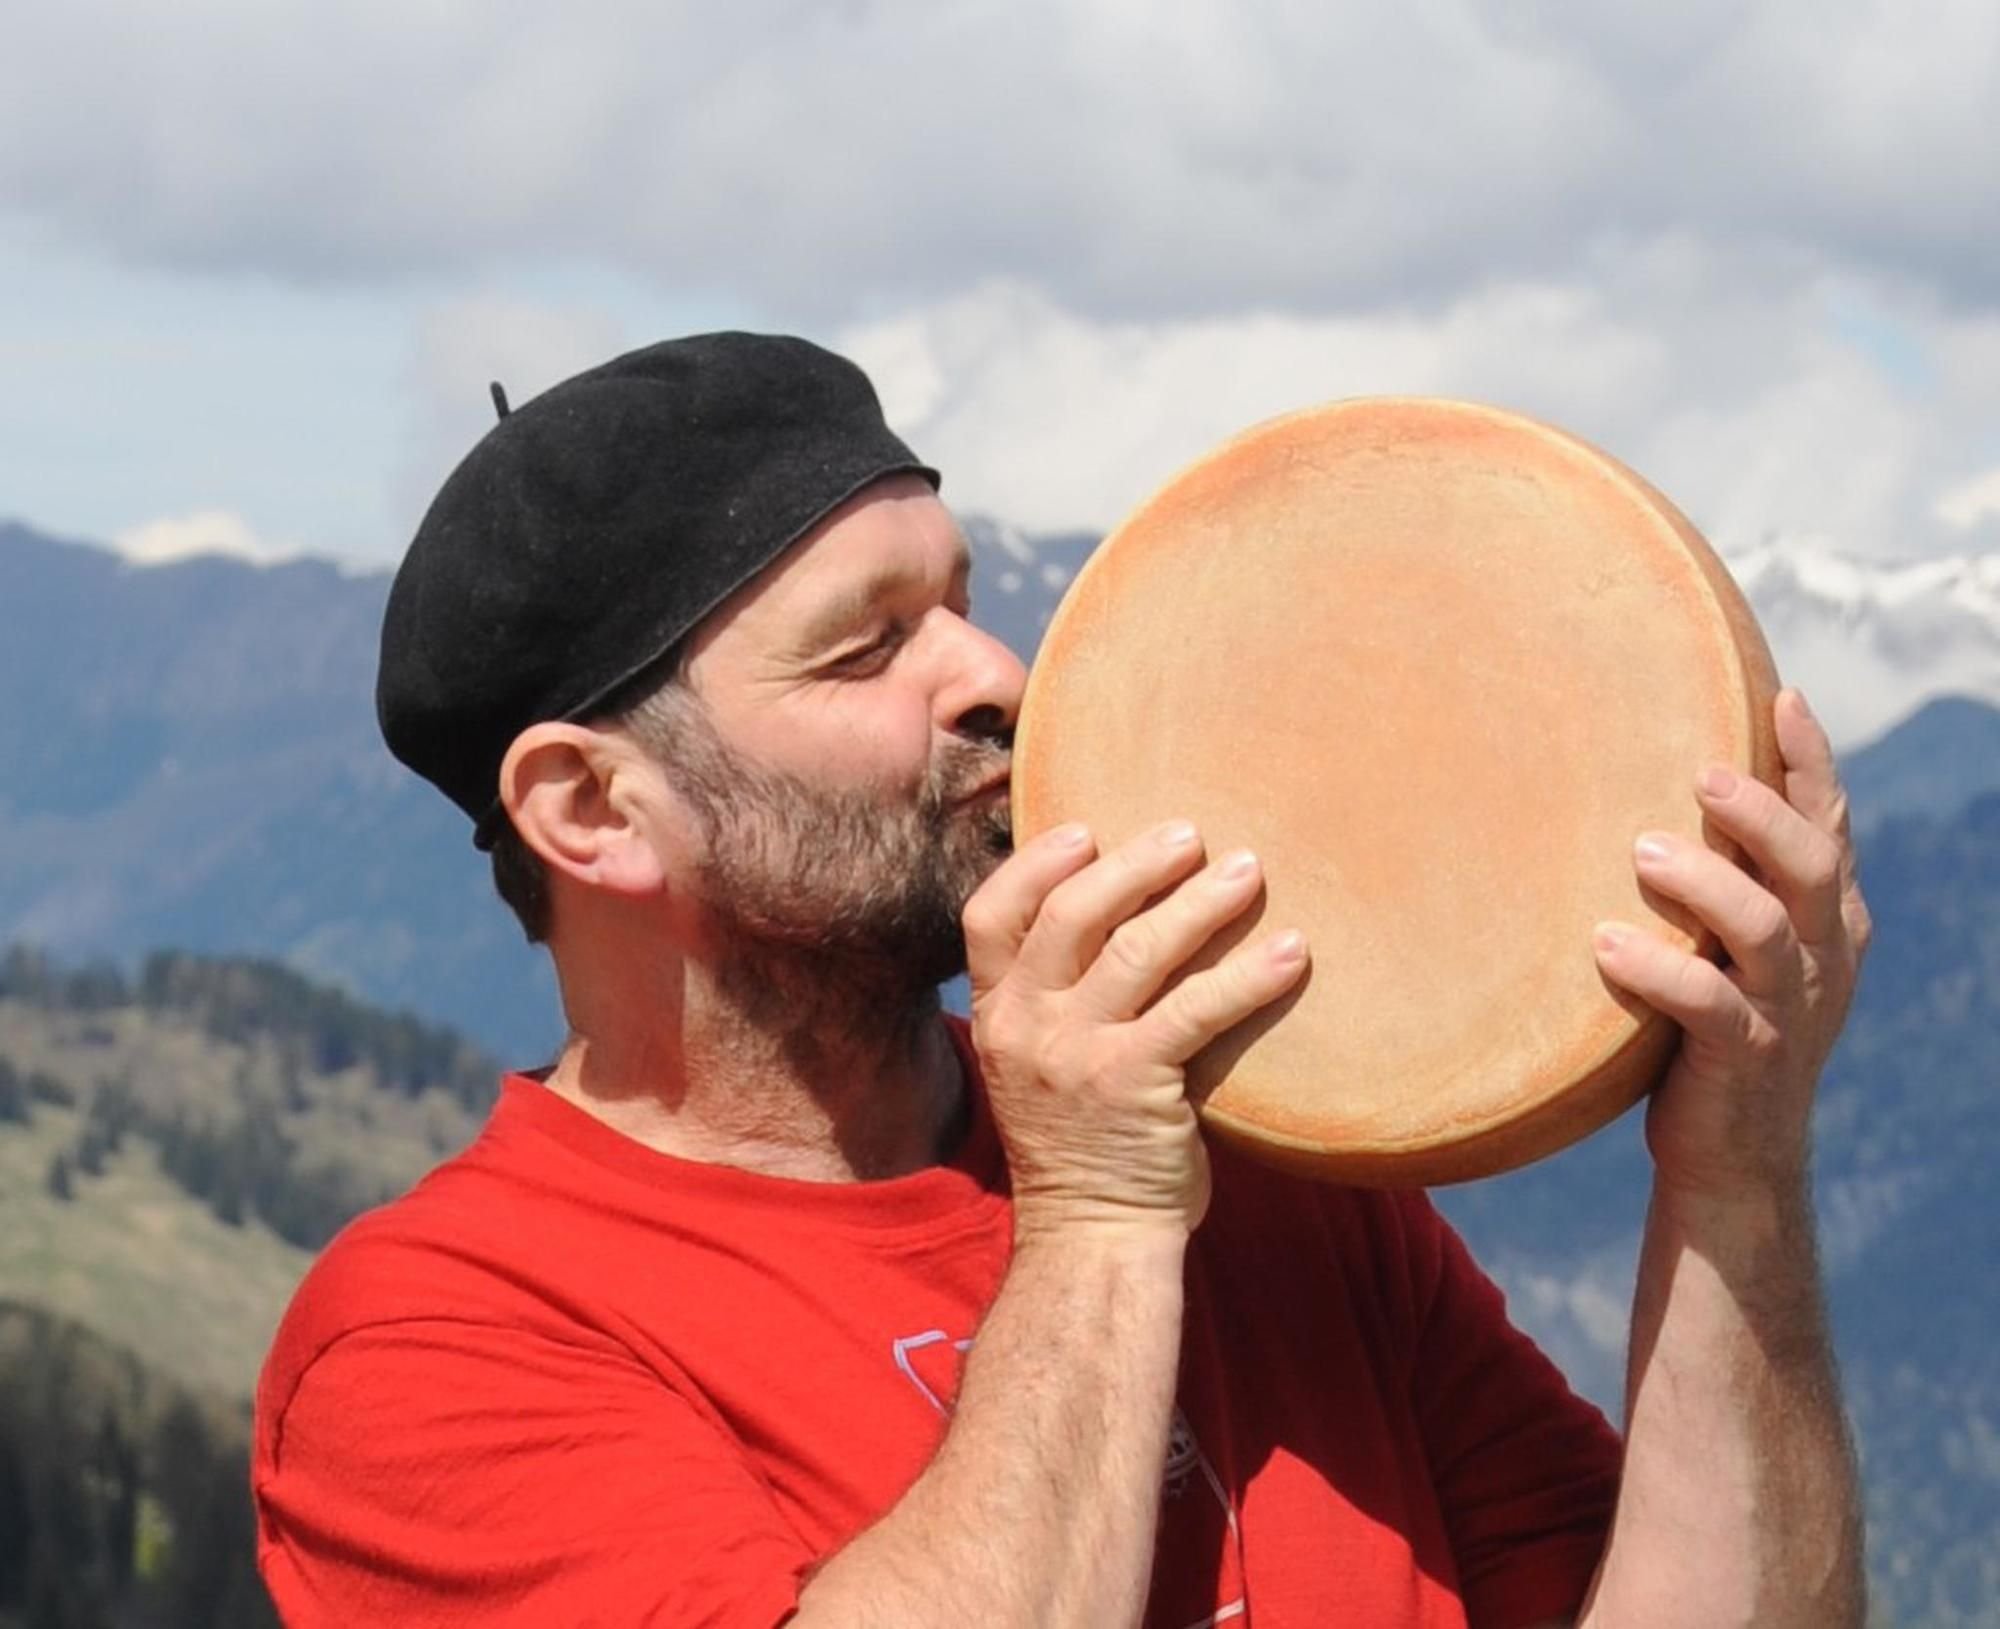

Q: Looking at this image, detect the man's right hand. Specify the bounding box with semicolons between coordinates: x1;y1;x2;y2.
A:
962;819;1310;1241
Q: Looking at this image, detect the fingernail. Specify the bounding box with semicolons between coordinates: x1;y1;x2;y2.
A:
1698;766;1738;797
1789;688;1815;721
1634;833;1674;866
1160;820;1199;847
1050;823;1090;847
1592;922;1631;954
1269;930;1308;963
1218;849;1259;880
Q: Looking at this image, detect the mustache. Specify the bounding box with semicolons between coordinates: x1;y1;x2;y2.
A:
927;734;1012;809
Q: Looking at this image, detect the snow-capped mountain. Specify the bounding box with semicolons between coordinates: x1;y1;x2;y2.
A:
964;514;2000;755
79;505;2000;757
1723;540;2000;750
960;515;1100;658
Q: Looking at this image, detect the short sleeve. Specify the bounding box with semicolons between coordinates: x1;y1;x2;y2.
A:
255;1319;812;1629
1398;1193;1623;1629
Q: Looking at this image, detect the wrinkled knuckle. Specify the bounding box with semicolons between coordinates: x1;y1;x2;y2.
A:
1038;890;1091;940
960;894;1003;945
1746;896;1793;955
1798;837;1842;896
971;997;1024;1057
1103;920;1157;979
1216;957;1263;1018
1674;956;1720;1012
1172;975;1230;1044
1094;849;1144;897
1749;789;1788;837
1147;1007;1198;1062
1081;1041;1132;1098
1203;955;1246;1006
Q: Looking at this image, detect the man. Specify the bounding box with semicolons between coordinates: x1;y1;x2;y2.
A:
253;333;1872;1627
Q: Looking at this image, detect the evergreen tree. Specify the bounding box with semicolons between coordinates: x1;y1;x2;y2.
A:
151;1398;279;1627
0;1058;27;1122
0;943;53;1003
212;1170;246;1228
89;1407;139;1594
27;1068;75;1107
0;1396;29;1599
74;1129;109;1179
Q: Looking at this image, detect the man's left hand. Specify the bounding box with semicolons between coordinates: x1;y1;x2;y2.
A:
1590;688;1873;1203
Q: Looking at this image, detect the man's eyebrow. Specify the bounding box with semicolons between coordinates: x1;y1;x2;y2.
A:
792;541;975;655
792;574;901;652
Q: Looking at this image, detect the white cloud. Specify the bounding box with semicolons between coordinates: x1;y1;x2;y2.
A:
112;509;300;568
394;293;630;530
1936;468;2000;533
840;275;1678;534
839;257;1999;560
410;294;632;421
0;1;1993;319
0;3;1989;573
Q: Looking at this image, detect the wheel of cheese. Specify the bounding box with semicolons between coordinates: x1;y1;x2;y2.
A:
1012;398;1782;1187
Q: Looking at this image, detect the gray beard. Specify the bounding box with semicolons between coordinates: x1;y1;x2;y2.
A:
669;713;1012;1061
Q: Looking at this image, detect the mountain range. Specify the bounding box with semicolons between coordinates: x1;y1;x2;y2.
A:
5;514;2000;1065
1727;542;2000;750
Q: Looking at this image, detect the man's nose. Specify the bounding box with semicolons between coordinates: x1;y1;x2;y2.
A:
935;617;1027;742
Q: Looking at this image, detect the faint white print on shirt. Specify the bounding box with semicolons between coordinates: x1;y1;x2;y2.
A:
889;1329;1248;1629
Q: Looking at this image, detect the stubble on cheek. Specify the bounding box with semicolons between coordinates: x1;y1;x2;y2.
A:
685;729;1008;974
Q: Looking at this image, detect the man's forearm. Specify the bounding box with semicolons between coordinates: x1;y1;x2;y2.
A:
808;812;1306;1628
1581;1181;1865;1629
793;1225;1186;1629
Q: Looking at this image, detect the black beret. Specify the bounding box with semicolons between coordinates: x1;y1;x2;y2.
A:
377;332;938;847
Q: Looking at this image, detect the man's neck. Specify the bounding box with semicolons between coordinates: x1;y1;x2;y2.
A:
544;942;965;1184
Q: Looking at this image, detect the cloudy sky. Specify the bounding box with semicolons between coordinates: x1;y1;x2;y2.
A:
2;0;1995;571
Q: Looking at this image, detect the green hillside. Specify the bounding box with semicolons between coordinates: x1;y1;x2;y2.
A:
0;950;495;1627
0;950;492;1398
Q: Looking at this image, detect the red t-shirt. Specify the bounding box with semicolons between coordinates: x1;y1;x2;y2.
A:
254;1027;1620;1628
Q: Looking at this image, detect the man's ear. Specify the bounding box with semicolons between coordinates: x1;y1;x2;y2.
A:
499;723;667;898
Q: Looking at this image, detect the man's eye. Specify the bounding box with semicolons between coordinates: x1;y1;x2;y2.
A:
832;623;906;673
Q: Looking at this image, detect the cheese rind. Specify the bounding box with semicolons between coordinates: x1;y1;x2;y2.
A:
1013;398;1782;1188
